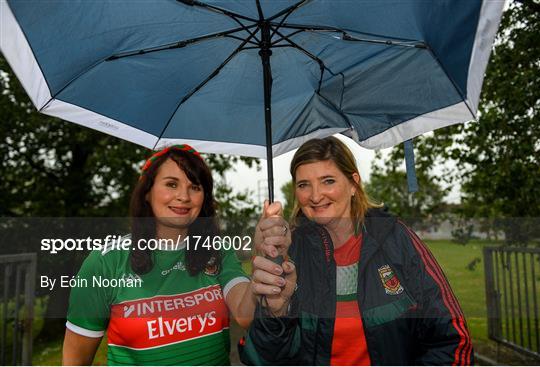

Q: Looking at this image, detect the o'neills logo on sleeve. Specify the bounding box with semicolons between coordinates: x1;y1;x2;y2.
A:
107;285;229;350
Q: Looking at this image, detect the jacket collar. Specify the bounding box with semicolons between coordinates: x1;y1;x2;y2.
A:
294;207;396;268
364;206;396;245
358;207;397;275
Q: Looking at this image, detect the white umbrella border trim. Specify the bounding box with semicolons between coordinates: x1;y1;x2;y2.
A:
1;0;504;156
2;1;160;148
1;0;50;109
357;100;472;150
466;0;505;113
157;127;348;158
357;0;504;150
44;99;160;148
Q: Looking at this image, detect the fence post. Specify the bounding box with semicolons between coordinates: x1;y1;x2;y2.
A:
22;254;36;365
484;247;500;340
0;253;37;365
484;247;540;361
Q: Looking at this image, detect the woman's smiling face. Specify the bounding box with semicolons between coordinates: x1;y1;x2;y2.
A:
294;159;358;227
146;159;204;233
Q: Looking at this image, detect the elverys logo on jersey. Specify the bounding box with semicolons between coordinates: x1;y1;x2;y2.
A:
109;284;229;350
378;264;404;295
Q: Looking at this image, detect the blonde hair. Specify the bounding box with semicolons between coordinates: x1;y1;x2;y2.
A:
289;136;381;232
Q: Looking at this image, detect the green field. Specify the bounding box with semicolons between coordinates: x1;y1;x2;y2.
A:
29;239;534;365
426;240;489;342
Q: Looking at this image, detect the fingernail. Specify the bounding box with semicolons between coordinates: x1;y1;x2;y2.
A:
273;288;280;294
274;267;283;274
286;262;295;271
278;278;286;286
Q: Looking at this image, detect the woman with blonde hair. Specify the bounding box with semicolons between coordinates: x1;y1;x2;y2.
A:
244;136;472;365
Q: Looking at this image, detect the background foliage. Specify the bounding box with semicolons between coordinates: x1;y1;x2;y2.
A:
367;1;539;244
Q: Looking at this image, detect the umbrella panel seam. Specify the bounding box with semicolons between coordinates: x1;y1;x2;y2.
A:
270;27;337;94
43;25;259;106
154;31;260;150
422;47;475;120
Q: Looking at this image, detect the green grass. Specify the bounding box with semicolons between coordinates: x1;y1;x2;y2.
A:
426;240;539;364
426;240;489;342
0;296;46;364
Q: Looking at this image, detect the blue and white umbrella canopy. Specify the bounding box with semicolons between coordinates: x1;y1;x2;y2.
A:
1;0;503;195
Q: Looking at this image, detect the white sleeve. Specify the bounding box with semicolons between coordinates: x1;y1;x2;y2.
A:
65;320;105;338
223;276;250;298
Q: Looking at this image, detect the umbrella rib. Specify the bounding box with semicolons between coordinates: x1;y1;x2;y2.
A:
340;34;426;49
106;25;257;61
225;35;259;47
267;0;311;22
271;27;338;93
48;25;259;102
338;71;346;109
228;20;260;44
154;33;258;148
273;23;427;49
271;29;304;46
316;89;354;132
269;0;310;41
177;0;261;43
255;0;265;21
270;27;347;110
177;0;258;23
270;28;425;50
243;44;290;50
212;13;260;44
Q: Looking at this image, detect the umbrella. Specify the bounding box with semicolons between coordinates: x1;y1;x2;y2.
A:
1;0;503;199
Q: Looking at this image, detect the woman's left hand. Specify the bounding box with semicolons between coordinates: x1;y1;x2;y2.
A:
251;255;296;316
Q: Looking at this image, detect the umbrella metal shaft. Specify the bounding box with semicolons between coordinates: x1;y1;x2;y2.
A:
259;21;275;203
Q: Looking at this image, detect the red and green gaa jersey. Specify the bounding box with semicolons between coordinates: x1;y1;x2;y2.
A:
67;237;249;365
332;234;371;366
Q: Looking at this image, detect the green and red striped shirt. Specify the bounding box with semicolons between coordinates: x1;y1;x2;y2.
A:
67;236;248;365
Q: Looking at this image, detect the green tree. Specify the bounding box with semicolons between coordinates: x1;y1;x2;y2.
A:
0;55;260;339
365;146;450;231
445;1;540;244
367;2;540;243
280;180;295;221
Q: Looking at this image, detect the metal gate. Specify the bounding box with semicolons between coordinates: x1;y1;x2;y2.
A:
484;246;540;360
0;254;37;365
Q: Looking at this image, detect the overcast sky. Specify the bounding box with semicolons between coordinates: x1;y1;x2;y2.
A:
224;133;462;207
